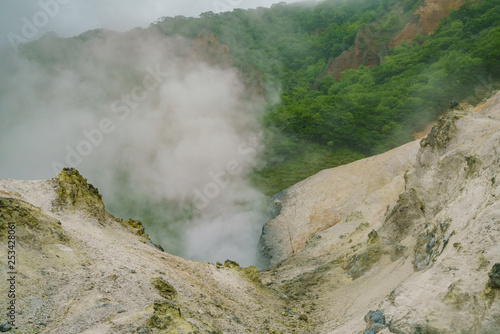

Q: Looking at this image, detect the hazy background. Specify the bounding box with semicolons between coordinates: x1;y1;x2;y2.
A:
0;0;309;266
0;0;307;48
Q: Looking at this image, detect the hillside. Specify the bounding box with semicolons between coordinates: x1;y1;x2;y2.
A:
325;0;467;80
1;91;499;334
1;1;500;331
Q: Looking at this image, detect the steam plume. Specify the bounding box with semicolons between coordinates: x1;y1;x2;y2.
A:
0;29;268;266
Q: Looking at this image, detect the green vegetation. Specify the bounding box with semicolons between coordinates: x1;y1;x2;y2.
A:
151;0;500;195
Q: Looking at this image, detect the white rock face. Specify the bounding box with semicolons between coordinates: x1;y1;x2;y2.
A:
258;139;421;267
374;91;500;333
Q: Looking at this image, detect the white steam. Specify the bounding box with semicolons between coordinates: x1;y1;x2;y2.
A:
0;30;268;266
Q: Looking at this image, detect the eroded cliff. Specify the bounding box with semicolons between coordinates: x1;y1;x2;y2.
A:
324;0;468;81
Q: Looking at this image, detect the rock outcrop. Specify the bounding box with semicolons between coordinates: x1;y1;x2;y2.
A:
390;0;465;48
324;0;467;81
191;30;234;68
324;25;390;80
1;92;500;333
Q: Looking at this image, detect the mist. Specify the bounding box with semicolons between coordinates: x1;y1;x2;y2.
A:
0;0;310;49
0;29;269;266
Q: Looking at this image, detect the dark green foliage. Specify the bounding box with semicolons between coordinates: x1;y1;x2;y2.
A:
261;0;500;156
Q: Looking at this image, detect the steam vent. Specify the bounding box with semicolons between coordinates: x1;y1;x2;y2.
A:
1;0;500;332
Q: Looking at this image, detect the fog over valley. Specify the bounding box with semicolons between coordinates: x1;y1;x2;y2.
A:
0;27;271;266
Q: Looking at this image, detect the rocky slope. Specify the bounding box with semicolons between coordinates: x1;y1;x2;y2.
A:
259;90;500;333
192;30;234;68
324;25;390;81
0;170;290;334
258;139;421;267
389;0;465;48
1;91;500;333
324;0;467;81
